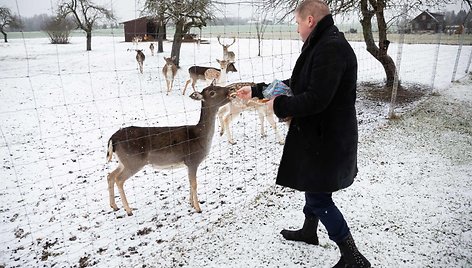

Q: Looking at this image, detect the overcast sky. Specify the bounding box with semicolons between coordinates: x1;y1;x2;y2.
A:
0;0;140;21
0;0;468;22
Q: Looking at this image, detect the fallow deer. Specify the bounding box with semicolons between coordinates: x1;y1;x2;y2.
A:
149;43;155;56
135;49;145;74
218;82;285;145
182;59;232;95
217;36;236;62
106;82;234;216
132;36;142;46
162;56;178;95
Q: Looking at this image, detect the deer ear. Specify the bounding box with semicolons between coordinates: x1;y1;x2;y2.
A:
189;92;203;101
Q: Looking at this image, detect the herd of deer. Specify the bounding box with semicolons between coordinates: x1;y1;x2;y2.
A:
107;36;286;216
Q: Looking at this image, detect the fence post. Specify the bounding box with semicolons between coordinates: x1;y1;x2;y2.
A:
451;30;465;82
388;5;407;119
465;48;472;74
431;25;442;93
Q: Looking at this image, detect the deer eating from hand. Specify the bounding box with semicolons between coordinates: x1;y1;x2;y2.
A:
106;81;234;216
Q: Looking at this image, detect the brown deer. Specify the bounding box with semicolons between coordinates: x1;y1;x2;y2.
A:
217;36;236;62
149;43;155;56
135;49;145;74
182;59;232;95
106;82;234;216
162;56;178;95
218;82;285;145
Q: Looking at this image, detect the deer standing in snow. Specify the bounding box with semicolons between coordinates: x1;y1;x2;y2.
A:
182;59;232;95
135;49;145;74
132;36;142;46
217;36;236;62
218;82;285;145
162;56;178;95
106;82;234;216
149;43;155;56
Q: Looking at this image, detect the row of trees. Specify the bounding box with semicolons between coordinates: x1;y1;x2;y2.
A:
1;0;471;89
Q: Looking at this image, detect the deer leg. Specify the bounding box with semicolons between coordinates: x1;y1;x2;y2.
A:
187;166;202;213
107;166;123;211
191;80;197;93
183;79;191;95
224;111;239;145
166;80;171;95
115;168;139;216
257;109;266;137
217;104;230;136
139;63;143;74
266;112;285;145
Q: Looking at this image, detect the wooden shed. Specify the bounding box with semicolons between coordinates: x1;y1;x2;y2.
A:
122;17;166;42
410;10;445;33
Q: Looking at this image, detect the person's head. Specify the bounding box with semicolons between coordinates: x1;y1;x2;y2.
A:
295;0;331;42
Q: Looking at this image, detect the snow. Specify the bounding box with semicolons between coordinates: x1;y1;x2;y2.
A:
0;33;471;268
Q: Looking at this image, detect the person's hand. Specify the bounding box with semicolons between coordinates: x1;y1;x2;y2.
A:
237;86;252;100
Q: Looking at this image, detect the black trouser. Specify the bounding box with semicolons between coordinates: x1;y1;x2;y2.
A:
303;192;350;243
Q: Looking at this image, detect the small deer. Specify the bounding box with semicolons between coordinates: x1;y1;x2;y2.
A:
132;36;142;46
135;49;145;74
218;82;285;145
182;59;232;95
149;43;155;56
217;36;236;62
162;56;178;95
106;81;234;216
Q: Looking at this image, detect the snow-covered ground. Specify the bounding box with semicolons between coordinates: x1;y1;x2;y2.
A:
0;34;471;267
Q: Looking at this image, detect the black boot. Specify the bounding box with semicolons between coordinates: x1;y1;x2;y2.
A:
280;216;319;245
334;233;370;268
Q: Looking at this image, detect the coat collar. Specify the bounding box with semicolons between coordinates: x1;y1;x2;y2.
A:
302;14;335;51
290;15;335;90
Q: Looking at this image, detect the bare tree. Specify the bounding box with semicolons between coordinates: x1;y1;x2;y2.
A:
0;7;21;42
144;0;214;67
254;6;272;56
142;1;167;53
58;0;115;51
266;0;458;88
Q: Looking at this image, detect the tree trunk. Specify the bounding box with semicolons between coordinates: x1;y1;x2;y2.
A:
86;31;92;51
171;20;185;67
1;30;7;42
157;20;164;53
360;0;396;87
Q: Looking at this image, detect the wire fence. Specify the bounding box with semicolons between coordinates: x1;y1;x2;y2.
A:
0;1;471;267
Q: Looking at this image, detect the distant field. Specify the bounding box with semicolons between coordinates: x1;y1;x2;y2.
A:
7;24;472;45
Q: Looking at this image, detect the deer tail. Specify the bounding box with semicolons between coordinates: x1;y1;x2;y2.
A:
106;139;114;163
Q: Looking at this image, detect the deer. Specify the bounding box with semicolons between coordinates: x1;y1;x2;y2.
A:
132;36;142;46
162;56;178;95
149;43;155;56
135;49;145;74
218;82;285;145
106;81;234;216
217;36;236;62
182;59;232;95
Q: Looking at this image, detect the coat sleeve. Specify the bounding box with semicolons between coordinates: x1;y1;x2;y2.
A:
250;82;268;99
273;41;347;119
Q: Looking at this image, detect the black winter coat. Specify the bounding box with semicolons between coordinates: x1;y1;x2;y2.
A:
253;15;358;192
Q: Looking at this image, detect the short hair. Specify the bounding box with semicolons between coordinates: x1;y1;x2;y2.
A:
295;0;331;20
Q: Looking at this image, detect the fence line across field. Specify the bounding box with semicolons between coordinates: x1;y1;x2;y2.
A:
1;2;471;267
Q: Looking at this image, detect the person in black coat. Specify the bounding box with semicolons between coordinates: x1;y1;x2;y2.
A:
237;0;371;267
